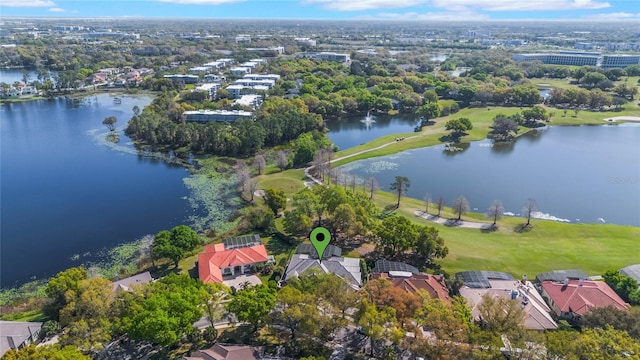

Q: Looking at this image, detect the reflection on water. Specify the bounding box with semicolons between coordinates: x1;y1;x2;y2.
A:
326;113;418;149
338;124;640;226
0;94;194;287
443;142;471;156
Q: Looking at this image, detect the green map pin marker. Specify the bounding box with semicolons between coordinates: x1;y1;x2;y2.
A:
310;227;331;262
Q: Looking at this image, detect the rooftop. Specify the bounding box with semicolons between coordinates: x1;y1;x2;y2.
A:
460;280;557;331
112;271;153;293
184;343;263;360
620;264;640;285
0;321;43;357
199;244;268;284
541;279;630;316
536;269;589;283
456;271;514;289
285;245;361;290
372;271;450;304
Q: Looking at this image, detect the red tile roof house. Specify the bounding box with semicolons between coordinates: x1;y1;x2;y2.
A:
198;243;269;284
540;279;630;320
372;272;451;304
184;343;263;360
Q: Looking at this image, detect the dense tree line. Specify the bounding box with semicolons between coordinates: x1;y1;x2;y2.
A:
125;94;324;158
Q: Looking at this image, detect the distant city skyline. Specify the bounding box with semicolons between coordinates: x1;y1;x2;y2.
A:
1;0;639;21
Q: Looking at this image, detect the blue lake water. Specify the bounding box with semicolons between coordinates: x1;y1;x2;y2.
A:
1;94;194;287
336;124;640;227
326;113;419;150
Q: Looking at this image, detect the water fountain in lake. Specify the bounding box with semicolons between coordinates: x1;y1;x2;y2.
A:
360;111;376;129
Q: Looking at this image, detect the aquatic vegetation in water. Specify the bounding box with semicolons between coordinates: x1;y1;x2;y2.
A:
86;234;154;280
364;160;399;174
184;173;241;233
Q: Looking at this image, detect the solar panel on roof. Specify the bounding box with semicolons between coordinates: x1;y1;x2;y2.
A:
456;270;513;288
372;260;419;274
535;270;588;283
223;234;261;249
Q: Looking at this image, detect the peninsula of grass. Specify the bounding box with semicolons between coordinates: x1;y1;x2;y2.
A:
331;104;640;167
370;189;640;278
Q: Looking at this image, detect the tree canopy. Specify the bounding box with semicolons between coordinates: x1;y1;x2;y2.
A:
152;225;201;267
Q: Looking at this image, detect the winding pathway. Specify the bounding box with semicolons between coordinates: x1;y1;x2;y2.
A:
304;134;421;185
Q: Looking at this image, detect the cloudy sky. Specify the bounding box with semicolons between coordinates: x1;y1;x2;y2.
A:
1;0;639;21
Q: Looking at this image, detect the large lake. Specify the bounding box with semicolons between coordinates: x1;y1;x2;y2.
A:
1;94;194;287
336;124;640;226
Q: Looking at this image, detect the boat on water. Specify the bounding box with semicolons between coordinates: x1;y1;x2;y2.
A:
113;97;122;104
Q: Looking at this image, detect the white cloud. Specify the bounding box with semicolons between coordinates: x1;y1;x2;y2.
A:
369;10;489;20
48;7;66;12
2;0;55;7
303;0;427;11
430;0;610;11
304;0;610;11
584;12;640;20
156;0;245;4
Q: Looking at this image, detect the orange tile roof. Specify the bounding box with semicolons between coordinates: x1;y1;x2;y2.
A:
541;280;630;316
373;273;450;304
198;244;268;284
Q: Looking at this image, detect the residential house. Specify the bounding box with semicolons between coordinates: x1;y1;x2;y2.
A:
0;321;43;357
535;269;588;283
456;270;514;289
283;244;362;290
620;264;640;286
460;279;557;330
184;344;264;360
198;236;269;284
540;279;631;320
371;260;450;304
112;271;153;294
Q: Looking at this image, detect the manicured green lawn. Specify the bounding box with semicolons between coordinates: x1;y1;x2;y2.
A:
370;189;640;277
256;169;306;196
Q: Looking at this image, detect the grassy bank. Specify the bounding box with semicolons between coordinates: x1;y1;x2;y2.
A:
332;104;640;167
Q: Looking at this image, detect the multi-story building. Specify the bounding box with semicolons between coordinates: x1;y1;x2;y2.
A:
513;51;601;67
163;74;199;84
226;84;270;99
513;51;640;68
183;110;253;122
298;52;351;64
233;78;275;88
601;55;640;68
195;83;221;100
230;67;252;76
243;74;280;82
